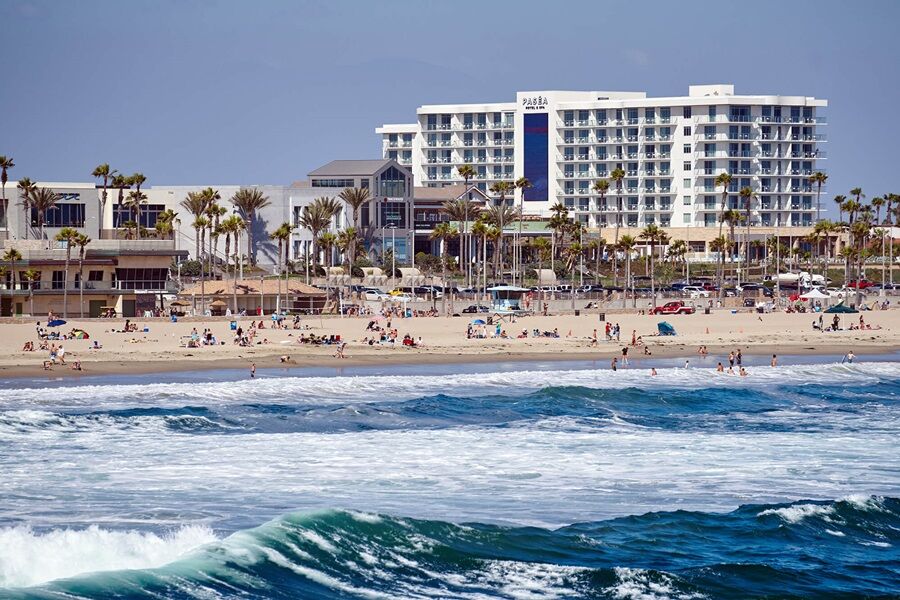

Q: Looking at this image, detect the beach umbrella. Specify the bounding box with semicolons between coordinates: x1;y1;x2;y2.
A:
824;302;858;314
47;319;67;327
72;330;89;339
472;319;486;325
657;321;676;336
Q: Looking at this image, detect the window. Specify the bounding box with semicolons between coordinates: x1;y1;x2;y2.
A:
376;166;409;198
311;178;354;188
683;195;691;205
114;268;170;291
708;106;717;118
683;106;692;118
683;126;691;136
683;144;691;154
113;204;166;228
51;271;65;290
683;161;691;171
683;213;692;224
683;179;690;188
33;202;85;228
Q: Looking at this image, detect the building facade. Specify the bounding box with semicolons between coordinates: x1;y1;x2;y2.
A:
376;84;827;232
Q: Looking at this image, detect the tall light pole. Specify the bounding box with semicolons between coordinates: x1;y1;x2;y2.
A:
388;224;397;290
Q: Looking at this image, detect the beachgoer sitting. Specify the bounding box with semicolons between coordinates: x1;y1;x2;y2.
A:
43;360;53;370
71;361;82;371
22;341;34;351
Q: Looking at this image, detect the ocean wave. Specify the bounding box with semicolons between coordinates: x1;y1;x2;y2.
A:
0;524;217;589
8;498;900;598
2;362;897;412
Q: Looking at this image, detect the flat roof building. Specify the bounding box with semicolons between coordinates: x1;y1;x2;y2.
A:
376;84;828;234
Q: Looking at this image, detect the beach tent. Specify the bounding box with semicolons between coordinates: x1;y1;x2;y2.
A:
824;302;858;314
472;318;486;325
800;289;830;300
657;321;676;336
47;319;67;327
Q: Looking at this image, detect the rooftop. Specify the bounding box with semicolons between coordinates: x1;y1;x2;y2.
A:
180;278;326;297
307;159;395;178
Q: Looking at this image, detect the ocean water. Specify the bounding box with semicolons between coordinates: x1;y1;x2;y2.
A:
1;358;899;598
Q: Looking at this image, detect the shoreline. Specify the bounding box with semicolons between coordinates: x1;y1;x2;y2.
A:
2;342;896;380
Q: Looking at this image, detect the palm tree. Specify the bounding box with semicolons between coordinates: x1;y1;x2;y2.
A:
592;178;609;245
564;242;584;311
714;172;733;296
609;168;625;284
30;187;61;245
587;238;606;284
471;219;489;297
270;222;293;313
54;227;79;318
514;176;532;285
124;190;148;240
299;197;342;270
430;222;458;314
547;202;571;274
155;208;179;239
833;194;847;224
180;191;210;259
488;181;513;281
92;164;117;231
618;235;637;308
338;187;371;284
204;192;225;272
230;188;272;266
318;232;338;272
129;173;146;197
809;171;828;223
23;268;39;317
458;164;475;285
639;224;665;306
738;186;756;285
3;248;21;312
16;178;36;240
722;208;742;287
0;156;13;225
667;239;688;277
73;233;90;317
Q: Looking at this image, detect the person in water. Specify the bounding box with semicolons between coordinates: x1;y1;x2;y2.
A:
611;357;618;371
739;367;748;377
771;354;778;367
717;362;724;372
650;368;657;376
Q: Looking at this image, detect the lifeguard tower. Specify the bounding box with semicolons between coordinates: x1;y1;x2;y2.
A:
487;285;531;315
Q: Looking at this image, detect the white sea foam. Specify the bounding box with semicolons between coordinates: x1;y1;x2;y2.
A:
0;524;217;588
2;362;897;412
758;503;836;524
605;567;706;600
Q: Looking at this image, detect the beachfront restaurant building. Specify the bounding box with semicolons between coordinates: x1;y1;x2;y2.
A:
178;278;327;315
0;239;186;317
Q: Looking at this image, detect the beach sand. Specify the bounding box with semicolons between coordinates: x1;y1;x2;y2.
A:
1;308;896;379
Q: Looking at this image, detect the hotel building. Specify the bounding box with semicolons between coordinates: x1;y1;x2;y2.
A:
376;84;827;244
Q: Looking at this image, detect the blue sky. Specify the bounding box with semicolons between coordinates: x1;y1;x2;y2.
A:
1;0;898;214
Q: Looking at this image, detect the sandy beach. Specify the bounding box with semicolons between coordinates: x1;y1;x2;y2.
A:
2;308;897;378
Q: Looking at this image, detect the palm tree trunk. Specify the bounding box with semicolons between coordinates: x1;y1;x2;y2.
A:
276;239;282;314
79;257;84;318
246;215;253;266
62;252;70;318
649;243;656;308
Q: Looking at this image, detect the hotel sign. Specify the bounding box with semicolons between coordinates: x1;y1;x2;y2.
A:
521;95;549;111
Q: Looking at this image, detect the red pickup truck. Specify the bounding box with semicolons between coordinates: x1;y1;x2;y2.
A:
650;301;696;315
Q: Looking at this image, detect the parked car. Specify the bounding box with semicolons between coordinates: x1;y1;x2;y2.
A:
461;304;490;314
364;289;391;301
848;280;875;289
650;301;696;315
681;286;710;298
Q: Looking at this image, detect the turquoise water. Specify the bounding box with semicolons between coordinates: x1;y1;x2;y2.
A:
1;359;899;598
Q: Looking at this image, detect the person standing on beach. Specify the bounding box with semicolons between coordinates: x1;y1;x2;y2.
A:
631;330;637;346
621;347;629;366
250;363;256;378
736;349;742;366
611;357;617;371
728;351;735;368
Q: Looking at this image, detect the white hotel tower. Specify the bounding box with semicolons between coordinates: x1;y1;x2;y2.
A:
377;84;827;239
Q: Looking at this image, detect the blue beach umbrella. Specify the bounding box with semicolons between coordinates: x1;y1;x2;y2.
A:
472;319;486;325
47;319;67;327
